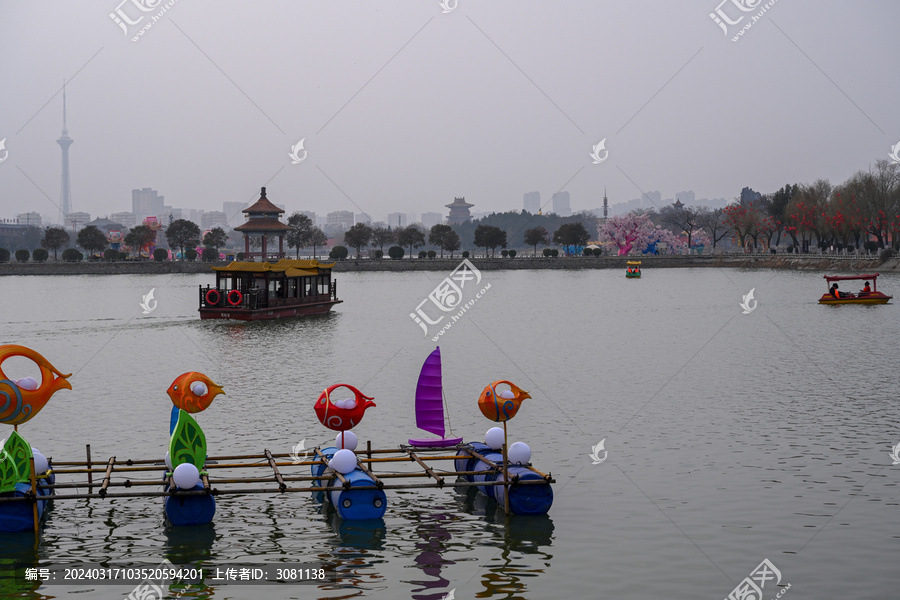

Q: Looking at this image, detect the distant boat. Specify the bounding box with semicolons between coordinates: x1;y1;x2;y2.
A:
819;273;892;305
626;260;641;278
408;347;463;447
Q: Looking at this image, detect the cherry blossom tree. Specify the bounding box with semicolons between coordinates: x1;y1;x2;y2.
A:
598;212;655;255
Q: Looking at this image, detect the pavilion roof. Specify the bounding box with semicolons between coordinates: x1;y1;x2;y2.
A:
233;217;291;232
242;187;285;214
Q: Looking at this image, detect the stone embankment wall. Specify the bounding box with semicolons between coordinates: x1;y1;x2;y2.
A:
0;255;896;276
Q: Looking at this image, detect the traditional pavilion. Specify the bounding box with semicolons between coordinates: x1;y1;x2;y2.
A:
445;196;474;225
234;187;292;261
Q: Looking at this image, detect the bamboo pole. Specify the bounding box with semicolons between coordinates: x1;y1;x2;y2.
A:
0;477;551;502
502;422;511;516
85;444;92;493
264;449;286;491
98;457;116;497
29;456;39;535
406;449;443;487
354;458;383;488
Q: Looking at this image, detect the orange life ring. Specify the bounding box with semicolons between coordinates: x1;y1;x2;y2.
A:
205;289;221;305
227;290;243;306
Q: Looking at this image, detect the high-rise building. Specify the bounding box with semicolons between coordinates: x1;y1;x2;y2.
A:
132;188;165;219
676;191;695;205
407;213;418;225
326;210;354;230
110;211;136;229
524;191;540;214
57;83;74;220
355;212;373;224
552;192;571;217
387;212;407;228
201;211;227;230
445;197;474;225
16;212;42;227
421;212;443;228
223;201;246;227
64;212;91;232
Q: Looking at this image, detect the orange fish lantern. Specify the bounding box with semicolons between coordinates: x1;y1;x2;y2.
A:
315;384;376;432
167;372;225;413
478;380;531;422
0;345;71;428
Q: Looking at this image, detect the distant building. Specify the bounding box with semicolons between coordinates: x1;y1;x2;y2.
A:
355;212;373;225
110;211;136;229
16;212;41;227
86;217;126;234
445;197;474;225
676;191;695;205
421;212;443;228
201;211;227;230
524;191;540;214
223;201;246;227
387;212;408;228
326;210;354;230
740;187;762;205
132;188;164;220
552;192;571;216
64;211;91;232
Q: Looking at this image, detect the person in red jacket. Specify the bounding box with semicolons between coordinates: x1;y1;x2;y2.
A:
830;283;841;298
860;281;871;295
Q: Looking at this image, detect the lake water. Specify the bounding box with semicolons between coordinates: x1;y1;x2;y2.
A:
1;266;898;599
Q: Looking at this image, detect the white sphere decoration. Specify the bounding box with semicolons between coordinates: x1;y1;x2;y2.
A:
172;462;201;489
335;431;359;451
498;389;515;399
30;448;49;475
329;449;358;474
165;451;173;470
485;427;504;450
15;377;39;391
190;381;208;396
508;441;532;465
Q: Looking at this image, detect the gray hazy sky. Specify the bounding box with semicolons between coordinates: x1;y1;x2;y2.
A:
1;1;898;224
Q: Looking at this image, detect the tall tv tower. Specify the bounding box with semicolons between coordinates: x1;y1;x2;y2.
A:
602;187;608;221
57;81;73;220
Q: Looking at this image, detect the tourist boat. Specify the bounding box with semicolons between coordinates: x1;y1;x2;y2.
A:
198;259;342;320
625;260;641;278
408;347;463;447
818;273;892;305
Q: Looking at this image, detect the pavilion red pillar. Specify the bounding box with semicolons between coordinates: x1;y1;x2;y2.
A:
261;235;268;260
278;235;284;258
244;235;249;256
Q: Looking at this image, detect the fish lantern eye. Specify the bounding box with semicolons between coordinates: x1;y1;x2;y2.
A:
173;385;178;390
191;381;208;397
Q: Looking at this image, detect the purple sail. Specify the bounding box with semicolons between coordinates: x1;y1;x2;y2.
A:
415;347;445;437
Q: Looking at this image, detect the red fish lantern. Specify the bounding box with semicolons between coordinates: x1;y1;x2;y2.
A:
315;384;376;432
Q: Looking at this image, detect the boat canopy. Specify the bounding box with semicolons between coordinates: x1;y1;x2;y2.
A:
823;273;879;282
212;258;336;275
626;260;641;265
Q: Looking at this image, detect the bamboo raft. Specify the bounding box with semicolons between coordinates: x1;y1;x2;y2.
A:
0;442;554;508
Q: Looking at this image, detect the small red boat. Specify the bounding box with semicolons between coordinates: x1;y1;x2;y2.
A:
818;273;892;305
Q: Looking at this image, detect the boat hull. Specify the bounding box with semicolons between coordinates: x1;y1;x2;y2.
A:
625;273;641;278
408;436;464;447
199;300;342;321
818;293;891;305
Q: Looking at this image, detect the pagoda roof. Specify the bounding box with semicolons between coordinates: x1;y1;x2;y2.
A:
233;217;291;232
242;187;285;214
445;197;474;209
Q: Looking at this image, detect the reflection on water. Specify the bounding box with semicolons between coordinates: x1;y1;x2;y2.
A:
1;270;899;598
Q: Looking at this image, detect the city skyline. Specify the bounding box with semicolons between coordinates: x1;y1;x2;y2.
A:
1;3;897;227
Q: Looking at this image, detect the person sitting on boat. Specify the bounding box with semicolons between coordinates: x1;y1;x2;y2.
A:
860;281;871;295
831;283;841;299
